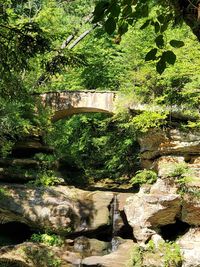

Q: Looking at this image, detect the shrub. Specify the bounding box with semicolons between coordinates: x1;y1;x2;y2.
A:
30;233;63;247
127;245;142;267
29;170;63;187
161;241;182;267
146;240;182;267
131;169;157;185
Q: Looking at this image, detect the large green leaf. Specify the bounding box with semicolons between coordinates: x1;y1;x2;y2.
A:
160;21;168;33
105;16;116;34
118;20;129;35
163;50;176;65
170;40;185;48
110;3;121;17
154;22;160;33
155;34;164;48
93;0;110;22
156;58;166;74
140;19;151;30
145;48;158;61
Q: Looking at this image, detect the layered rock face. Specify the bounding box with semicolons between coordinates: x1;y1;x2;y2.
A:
139;128;200;178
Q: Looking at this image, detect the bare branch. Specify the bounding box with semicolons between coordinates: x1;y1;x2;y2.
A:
68;24;97;49
61;34;75;49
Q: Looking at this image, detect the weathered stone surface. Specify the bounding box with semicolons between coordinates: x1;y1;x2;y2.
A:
72;236;109;257
0;242;79;267
124;179;181;242
0;239;134;267
154;155;185;178
0;158;40;168
138;129;166;160
139;128;200;160
0;185;82;233
142;250;163;267
181;197;200;226
82;239;134;267
178;228;200;267
154;155;200;182
0;185;131;234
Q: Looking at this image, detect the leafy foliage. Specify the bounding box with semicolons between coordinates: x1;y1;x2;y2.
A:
24;245;61;267
31;233;64;246
161;241;182;267
131;169;157;185
93;0;200;72
145;240;183;267
129;245;142;267
29;170;63;187
46;113;140;182
0;0;199;190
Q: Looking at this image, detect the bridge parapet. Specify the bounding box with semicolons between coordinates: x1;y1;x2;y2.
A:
38;90;198;122
40;91;117;121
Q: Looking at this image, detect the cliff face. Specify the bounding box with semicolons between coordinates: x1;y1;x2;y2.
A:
138;128;200;174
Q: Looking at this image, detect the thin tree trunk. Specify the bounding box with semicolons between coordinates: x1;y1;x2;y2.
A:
68;24;97;49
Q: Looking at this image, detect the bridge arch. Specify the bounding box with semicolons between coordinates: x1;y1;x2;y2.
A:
39;91;116;121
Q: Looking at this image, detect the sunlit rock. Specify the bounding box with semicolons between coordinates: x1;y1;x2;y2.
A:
178;228;200;267
124;179;181;243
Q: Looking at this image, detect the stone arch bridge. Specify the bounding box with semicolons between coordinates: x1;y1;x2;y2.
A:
38;90;191;122
39;90;117;121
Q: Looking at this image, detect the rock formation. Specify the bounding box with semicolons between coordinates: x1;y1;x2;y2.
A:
0;126;199;266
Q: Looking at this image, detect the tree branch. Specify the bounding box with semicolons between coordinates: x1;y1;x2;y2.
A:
68;24;97;49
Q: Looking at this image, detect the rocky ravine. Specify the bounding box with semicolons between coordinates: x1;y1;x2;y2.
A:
0;127;199;266
0;178;200;266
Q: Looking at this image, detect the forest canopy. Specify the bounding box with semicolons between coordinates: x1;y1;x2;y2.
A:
0;0;199;179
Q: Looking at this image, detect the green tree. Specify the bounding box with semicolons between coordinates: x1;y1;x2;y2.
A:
93;0;200;73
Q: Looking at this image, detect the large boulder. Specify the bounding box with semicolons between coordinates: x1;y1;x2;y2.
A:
0;184;131;235
124;179;181;242
178;228;200;267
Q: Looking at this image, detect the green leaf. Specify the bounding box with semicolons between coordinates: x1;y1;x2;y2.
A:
140;19;151;30
163;50;176;65
145;48;158;61
156;58;166;74
105;16;116;34
110;3;121;17
155;34;164;48
170;40;185;48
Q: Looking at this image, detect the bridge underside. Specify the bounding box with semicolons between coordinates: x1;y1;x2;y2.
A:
52;107;113;121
